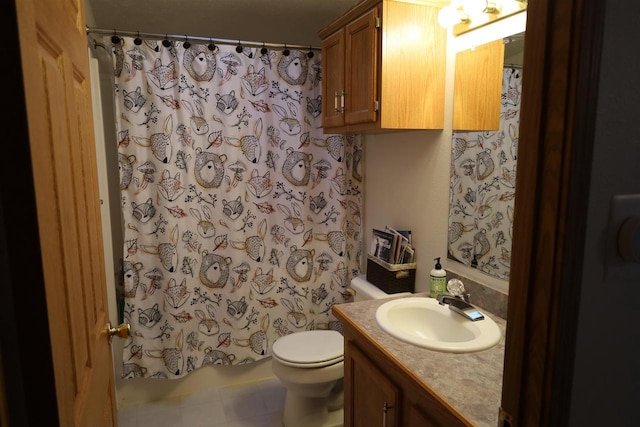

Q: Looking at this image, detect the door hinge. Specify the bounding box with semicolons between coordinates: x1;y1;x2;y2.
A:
374;100;380;112
376;17;381;29
499;407;514;427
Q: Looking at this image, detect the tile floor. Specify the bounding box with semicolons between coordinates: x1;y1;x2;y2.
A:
117;378;288;427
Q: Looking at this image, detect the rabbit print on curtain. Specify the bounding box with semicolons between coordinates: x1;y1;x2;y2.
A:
448;68;522;280
108;36;363;379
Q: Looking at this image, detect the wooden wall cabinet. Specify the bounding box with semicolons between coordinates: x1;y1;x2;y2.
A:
318;0;447;134
453;39;505;131
342;329;472;427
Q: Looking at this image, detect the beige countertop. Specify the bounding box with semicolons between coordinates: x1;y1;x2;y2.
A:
333;292;506;427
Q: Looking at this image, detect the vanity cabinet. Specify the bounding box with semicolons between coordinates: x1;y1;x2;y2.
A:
346;342;399;427
453;39;505;131
318;0;447;134
338;309;472;427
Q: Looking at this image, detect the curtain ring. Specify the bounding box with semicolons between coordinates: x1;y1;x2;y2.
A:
260;42;268;55
236;40;243;53
283;44;290;56
183;35;191;49
111;29;120;44
162;35;171;48
134;31;142;46
307;46;314;59
207;38;217;52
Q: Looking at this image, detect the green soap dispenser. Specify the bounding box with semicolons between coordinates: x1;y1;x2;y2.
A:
429;257;447;298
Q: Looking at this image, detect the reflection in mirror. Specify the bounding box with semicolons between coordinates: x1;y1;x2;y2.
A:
448;30;525;280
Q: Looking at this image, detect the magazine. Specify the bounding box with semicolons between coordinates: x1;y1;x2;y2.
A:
370;226;414;264
370;228;395;263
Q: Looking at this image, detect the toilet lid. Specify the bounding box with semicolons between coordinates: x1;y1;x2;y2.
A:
272;330;344;367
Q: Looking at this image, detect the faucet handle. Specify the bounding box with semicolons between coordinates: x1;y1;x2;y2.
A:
446;278;466;297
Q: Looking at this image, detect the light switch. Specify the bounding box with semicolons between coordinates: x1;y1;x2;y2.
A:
604;194;640;283
618;216;640;263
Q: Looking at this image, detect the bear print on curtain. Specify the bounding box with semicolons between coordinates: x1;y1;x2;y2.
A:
108;36;363;379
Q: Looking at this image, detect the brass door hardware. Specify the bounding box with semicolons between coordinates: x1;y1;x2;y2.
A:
105;322;130;343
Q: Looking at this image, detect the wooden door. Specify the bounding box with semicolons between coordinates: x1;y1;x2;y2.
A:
321;28;346;129
404;402;440;427
345;341;399;427
501;0;606;425
14;0;117;425
345;7;379;125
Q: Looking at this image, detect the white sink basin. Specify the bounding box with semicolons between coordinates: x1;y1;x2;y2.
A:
375;297;501;353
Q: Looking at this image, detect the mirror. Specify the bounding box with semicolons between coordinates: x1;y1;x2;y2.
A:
447;11;526;281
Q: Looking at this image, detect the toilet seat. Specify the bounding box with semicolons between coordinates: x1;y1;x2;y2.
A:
272;330;344;368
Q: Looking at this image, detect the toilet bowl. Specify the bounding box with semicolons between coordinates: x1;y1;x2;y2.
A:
272;330;345;427
271;275;399;427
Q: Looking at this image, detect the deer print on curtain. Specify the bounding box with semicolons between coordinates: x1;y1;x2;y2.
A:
108;36;363;379
448;68;522;280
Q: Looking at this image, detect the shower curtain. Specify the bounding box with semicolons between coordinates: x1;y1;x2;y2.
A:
448;67;522;280
107;36;363;379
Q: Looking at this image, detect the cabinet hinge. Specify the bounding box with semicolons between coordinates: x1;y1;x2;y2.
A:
498;407;514;427
376;17;381;29
374;100;380;112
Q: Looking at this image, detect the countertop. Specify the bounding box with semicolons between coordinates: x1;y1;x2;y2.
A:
333;292;506;427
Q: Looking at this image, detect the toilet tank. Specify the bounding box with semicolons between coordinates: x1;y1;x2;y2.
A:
350;275;411;301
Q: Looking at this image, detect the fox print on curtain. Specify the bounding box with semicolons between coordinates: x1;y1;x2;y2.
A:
448;67;522;280
108;36;363;379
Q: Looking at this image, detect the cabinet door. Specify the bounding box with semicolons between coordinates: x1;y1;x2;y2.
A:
344;6;379;125
405;401;441;427
322;28;346;128
345;340;399;427
453;39;505;131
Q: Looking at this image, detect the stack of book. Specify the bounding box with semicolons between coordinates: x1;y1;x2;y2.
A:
370;226;415;264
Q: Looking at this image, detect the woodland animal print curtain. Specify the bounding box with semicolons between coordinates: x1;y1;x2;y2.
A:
108;36;363;379
448;68;522;280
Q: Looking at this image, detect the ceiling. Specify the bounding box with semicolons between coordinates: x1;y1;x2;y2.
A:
85;0;362;47
85;1;523;60
85;1;454;47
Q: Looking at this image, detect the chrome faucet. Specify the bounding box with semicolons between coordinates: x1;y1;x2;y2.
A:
436;278;485;321
436;294;485;321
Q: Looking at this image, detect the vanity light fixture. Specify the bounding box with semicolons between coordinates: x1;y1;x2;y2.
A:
462;0;502;15
437;4;469;29
439;0;512;29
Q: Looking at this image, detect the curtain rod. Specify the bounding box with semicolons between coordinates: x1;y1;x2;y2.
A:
85;26;321;51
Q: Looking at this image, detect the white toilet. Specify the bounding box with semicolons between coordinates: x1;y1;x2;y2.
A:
271;275;401;427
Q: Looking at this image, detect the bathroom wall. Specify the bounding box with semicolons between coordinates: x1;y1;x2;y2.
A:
85;2;508;408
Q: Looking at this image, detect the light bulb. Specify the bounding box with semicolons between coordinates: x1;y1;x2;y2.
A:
438;5;467;28
462;0;487;16
437;6;456;28
462;0;502;15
